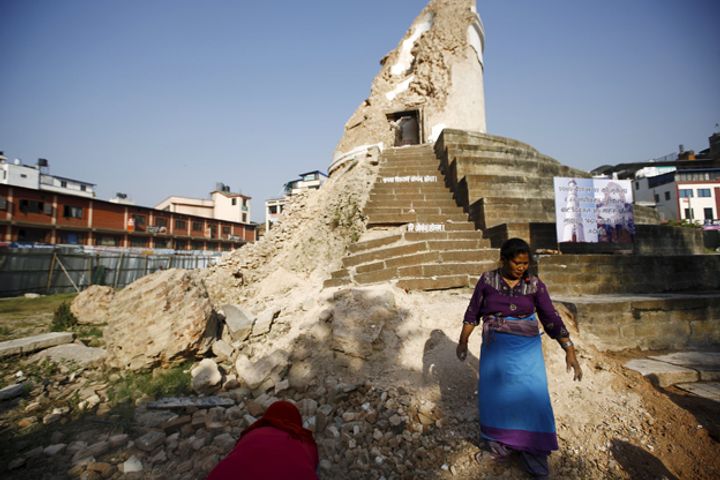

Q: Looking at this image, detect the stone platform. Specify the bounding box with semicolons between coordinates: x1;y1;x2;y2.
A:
556;292;720;351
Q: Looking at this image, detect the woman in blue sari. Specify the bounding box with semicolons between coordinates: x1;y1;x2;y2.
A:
456;238;582;478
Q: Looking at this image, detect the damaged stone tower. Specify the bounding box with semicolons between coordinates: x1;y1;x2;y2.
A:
330;0;486;175
325;0;720;353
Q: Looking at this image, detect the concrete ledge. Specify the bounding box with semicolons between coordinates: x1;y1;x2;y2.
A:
0;332;74;358
556;293;720;351
624;358;699;387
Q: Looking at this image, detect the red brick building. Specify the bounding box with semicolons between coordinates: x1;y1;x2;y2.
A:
0;185;256;251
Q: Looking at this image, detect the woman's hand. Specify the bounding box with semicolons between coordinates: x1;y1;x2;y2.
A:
565;349;583;381
456;341;468;361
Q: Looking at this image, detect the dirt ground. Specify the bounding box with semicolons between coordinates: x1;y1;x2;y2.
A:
1;290;720;479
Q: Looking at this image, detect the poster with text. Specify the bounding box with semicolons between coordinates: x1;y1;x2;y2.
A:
553;178;597;242
553;178;635;243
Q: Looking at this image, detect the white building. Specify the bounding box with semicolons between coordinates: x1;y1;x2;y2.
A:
676;169;720;224
0;153;95;198
264;171;328;230
634;168;720;224
155;184;252;224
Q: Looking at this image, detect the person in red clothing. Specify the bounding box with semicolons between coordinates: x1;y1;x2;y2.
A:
207;400;319;480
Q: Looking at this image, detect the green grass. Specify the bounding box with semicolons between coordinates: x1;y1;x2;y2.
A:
107;362;192;406
0;293;77;341
0;293;77;317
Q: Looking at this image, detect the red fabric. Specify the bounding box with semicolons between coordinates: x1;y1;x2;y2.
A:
241;400;316;446
206;401;319;480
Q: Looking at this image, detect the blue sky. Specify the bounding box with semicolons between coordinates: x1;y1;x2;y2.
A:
1;0;718;222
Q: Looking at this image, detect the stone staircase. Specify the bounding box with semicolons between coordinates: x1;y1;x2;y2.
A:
325;144;497;290
434;129;662;247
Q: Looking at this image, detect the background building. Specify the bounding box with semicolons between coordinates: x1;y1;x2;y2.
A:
594;131;720;225
1;153;95;198
155;183;252;224
264;171;327;230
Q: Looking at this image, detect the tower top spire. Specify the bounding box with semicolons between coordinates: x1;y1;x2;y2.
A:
330;0;487;174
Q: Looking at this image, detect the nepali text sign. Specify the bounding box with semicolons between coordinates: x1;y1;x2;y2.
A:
553;178;635;243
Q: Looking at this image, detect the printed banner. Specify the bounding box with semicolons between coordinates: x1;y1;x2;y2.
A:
553;178;635;243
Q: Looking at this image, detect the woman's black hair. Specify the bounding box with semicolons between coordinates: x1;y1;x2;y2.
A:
500;237;530;261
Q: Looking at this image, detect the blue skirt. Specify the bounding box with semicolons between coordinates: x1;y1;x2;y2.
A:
478;330;558;454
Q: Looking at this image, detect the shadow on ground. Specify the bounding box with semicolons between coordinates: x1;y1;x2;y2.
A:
610;439;679;480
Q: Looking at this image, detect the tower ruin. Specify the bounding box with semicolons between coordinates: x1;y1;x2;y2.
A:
330;0;486;175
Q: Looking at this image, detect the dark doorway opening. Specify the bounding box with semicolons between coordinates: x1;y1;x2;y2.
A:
388;110;422;146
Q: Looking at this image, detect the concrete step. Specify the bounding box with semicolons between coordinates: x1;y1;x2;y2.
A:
349;230;486;254
354;249;498;274
538;254;720;296
367;213;469;226
378;168;442;177
364;206;464;216
348;234;404;254
323;277;350;289
369;193;457;203
353;262;492;287
450;155;569;176
343;239;489;268
397;262;491;279
366;198;460;210
371;184;451;194
396;275;473;291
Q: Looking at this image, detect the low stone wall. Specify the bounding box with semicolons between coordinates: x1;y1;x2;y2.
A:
633;225;705;255
557;294;720;351
484;223;557;250
538;254;720;296
704;230;720;250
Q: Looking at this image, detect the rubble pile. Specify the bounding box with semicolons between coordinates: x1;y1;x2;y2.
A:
202;151;379;310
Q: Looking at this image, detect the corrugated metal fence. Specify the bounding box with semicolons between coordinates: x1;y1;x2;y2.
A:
0;246;221;297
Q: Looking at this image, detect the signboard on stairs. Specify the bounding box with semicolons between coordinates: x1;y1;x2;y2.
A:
553;177;635;244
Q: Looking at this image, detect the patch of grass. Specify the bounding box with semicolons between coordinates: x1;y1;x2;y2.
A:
50;302;78;331
0;293;77;341
0;293;77;317
107;362;192;406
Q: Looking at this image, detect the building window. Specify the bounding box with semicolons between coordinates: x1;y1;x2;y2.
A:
96;235;119;247
175;239;187;250
269;205;278;214
698;188;712;198
80;185;87;191
132;214;146;228
684;208;694;220
60;231;82;245
232;198;237;206
654;193;659;203
175;219;187;230
0;196;6;210
634;181;639;190
63;205;83;218
60;180;67;188
191;240;204;250
130;237;147;247
679;189;694;198
705;208;714;220
192;221;203;232
664;191;671;201
20;173;27;178
222;226;231;235
155;217;168;228
242;213;247;223
19;199;50;214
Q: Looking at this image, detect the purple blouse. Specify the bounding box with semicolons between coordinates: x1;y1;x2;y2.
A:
463;269;569;340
